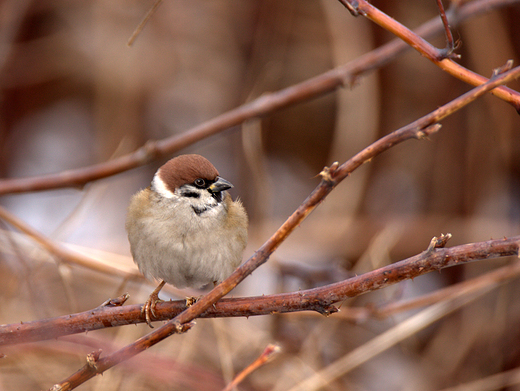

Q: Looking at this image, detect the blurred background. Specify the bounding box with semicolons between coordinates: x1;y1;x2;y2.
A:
1;0;520;390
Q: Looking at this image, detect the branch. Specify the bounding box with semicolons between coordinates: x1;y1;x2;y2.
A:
0;0;517;195
287;268;503;391
338;0;520;109
436;0;459;57
0;205;141;279
45;65;520;390
2;235;519;347
127;0;164;47
373;258;520;319
222;344;281;391
330;64;520;182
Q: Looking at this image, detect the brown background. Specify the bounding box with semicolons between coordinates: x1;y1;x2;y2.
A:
1;1;520;390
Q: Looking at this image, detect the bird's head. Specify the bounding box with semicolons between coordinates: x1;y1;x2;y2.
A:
151;154;233;215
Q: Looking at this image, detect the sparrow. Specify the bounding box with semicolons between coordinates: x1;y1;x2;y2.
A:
126;154;248;326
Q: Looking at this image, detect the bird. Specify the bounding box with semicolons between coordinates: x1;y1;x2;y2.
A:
126;154;248;327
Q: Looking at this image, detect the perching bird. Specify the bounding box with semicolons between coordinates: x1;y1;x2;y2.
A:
126;154;248;326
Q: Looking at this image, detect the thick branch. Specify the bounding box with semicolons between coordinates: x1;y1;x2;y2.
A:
2;236;519;347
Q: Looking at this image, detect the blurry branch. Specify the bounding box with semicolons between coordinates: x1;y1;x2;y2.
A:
0;205;141;279
0;0;518;195
328;63;519;182
439;365;520;391
287;265;502;391
338;0;520;109
339;258;520;322
2;236;519;346
222;344;281;391
127;0;164;47
42;65;520;390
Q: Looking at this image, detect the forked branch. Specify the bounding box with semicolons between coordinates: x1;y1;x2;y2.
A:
338;0;520;109
1;235;519;346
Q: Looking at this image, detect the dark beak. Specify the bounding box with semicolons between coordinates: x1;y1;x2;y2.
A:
208;177;233;193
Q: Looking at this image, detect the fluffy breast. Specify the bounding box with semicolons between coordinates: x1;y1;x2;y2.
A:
126;189;247;289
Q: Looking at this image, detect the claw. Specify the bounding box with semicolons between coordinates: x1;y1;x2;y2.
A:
142;280;166;328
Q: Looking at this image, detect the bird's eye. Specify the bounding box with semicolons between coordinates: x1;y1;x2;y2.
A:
194;178;206;188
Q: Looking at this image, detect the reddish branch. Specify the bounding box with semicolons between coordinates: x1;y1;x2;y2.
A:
44;66;520;390
222;344;281;391
0;0;518;195
436;0;458;56
373;259;520;319
1;236;519;346
338;0;520;107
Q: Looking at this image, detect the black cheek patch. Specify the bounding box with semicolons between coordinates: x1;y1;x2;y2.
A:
182;191;200;198
192;205;208;215
212;192;223;203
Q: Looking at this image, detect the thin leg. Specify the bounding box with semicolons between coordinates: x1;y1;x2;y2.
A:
142;280;166;328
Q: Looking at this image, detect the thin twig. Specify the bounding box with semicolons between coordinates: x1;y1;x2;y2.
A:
0;205;141;279
127;0;164;47
436;0;459;57
0;0;517;195
338;0;520;108
222;344;281;391
46;65;520;391
287;270;502;391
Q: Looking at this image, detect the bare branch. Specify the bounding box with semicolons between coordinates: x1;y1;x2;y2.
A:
338;0;520;109
2;236;519;347
436;0;460;58
127;0;164;47
222;344;281;391
0;0;517;195
331;65;520;183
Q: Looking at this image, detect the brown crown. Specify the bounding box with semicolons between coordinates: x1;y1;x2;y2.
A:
157;154;220;192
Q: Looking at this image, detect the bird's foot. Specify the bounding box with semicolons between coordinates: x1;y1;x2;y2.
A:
142;280;166;328
142;294;163;328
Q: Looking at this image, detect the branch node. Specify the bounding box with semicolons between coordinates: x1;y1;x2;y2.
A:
319;162;339;184
99;293;130;308
173;321;195;334
86;349;102;372
139;140;161;164
49;383;70;391
338;0;361;16
317;304;339;316
426;233;453;253
416;123;442;140
436;0;461;60
492;60;514;78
